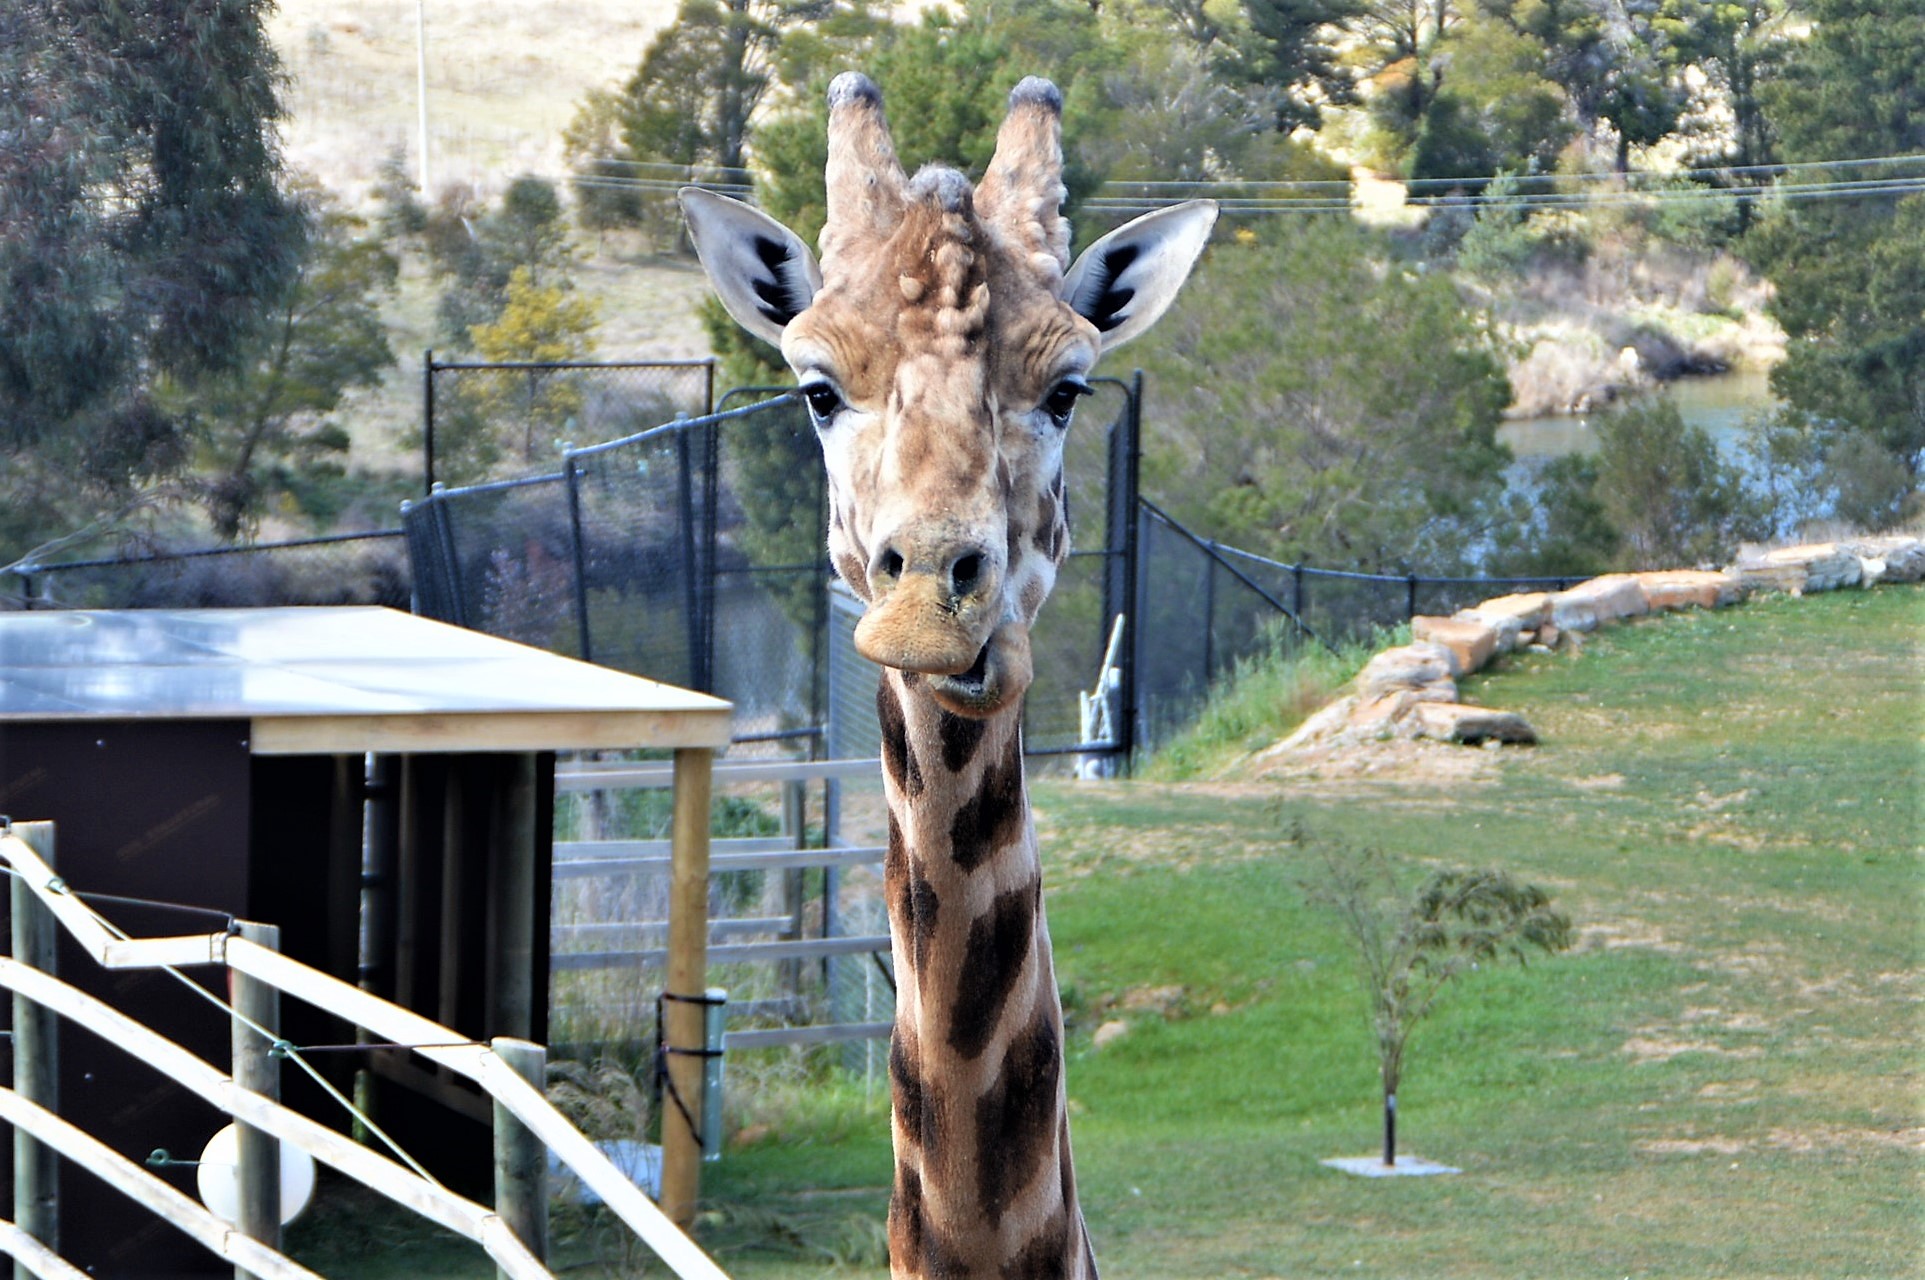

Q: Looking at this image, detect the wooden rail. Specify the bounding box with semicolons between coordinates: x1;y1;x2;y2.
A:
0;824;731;1280
553;753;895;1063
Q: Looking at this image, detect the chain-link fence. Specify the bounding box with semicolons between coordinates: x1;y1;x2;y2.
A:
1131;500;1587;750
408;378;1144;764
2;531;411;613
424;355;716;489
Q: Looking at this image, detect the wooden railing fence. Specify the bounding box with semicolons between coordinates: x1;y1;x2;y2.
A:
0;820;730;1280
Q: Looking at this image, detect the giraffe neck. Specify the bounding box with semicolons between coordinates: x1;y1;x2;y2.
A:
876;670;1095;1280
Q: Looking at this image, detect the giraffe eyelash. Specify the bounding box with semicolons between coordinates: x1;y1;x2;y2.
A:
1042;378;1091;428
800;380;844;424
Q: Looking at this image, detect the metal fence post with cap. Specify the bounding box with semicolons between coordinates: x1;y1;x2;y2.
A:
9;819;59;1279
230;920;282;1280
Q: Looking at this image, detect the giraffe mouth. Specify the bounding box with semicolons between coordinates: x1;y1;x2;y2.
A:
926;621;1031;718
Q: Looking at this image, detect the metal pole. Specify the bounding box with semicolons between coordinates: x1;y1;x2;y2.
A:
491;1038;549;1272
1118;371;1145;771
700;989;726;1162
414;0;431;196
1293;562;1306;620
1201;545;1217;684
423;349;436;495
231;920;283;1277
1406;574;1419;622
660;747;713;1226
563;456;594;663
1384;1090;1397;1167
11;821;58;1276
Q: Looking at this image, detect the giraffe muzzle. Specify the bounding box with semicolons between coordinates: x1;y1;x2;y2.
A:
852;567;999;676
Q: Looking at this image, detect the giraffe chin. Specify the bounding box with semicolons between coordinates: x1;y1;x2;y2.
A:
925;621;1031;719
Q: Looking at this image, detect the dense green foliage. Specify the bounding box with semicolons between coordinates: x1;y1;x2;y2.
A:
0;0;302;553
1748;0;1925;524
1132;219;1512;573
6;0;1920;566
189;192;399;537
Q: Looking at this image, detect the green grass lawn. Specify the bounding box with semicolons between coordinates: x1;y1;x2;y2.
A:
288;585;1922;1278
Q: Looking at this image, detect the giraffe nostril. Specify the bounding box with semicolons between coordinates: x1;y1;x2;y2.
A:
878;548;904;582
951;552;982;597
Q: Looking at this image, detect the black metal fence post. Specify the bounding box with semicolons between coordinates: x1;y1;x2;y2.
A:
1116;371;1144;771
423;349;436;495
1406;573;1419;621
563;454;594;662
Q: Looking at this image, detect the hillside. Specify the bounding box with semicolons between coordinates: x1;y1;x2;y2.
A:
267;0;679;200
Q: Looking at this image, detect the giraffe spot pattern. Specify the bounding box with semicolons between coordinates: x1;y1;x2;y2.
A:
890;1028;937;1159
1001;1208;1071;1280
947;877;1039;1061
974;1003;1061;1226
909;873;940;973
947;727;1023;872
878;679;924;798
937;708;988;773
889;1164;970;1278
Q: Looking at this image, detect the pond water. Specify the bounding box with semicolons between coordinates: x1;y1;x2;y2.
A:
1499;367;1778;460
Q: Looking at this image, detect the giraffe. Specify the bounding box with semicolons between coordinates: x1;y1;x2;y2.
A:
681;73;1215;1279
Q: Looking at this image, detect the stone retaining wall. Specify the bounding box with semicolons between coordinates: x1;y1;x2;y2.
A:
1262;535;1925;757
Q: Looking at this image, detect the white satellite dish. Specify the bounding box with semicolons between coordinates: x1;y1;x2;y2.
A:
195;1124;317;1227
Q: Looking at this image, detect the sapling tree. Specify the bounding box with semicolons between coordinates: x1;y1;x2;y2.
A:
1298;825;1573;1165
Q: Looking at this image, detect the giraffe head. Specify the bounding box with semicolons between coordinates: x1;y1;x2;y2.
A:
683;74;1215;718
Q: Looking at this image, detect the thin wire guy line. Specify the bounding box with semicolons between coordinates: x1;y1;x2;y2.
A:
36;877;446;1190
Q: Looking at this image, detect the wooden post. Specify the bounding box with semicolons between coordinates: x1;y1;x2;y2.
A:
491;1038;548;1274
487;755;539;1041
659;747;713;1226
11;820;59;1279
231;920;282;1278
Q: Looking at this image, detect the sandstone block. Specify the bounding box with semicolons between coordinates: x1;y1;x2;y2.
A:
1267;695;1358;754
1742;543;1862;593
1633;569;1743;611
1550;575;1649;631
1412;615;1501;676
1357;643;1457;702
1461;592;1553;651
1410;702;1538;746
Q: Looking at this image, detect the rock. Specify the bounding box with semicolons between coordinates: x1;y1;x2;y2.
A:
1357;643;1457;702
1461;592;1553;652
1410;702;1538;746
1352;692;1428;738
1412;615;1501;676
1267;695;1359;754
1736;542;1862;594
1538;623;1561;648
1092;1020;1130;1050
1841;535;1925;584
1550;575;1649;631
1633;569;1743;611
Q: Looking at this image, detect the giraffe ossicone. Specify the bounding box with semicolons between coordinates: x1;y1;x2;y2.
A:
682;73;1215;1279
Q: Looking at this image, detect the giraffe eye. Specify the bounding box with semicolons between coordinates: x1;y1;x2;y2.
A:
1043;378;1090;428
801;382;844;424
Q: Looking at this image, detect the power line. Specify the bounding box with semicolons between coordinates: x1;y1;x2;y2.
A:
1100;150;1925;192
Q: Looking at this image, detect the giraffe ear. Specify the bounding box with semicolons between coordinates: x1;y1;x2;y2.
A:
679;188;822;347
1062;200;1218;352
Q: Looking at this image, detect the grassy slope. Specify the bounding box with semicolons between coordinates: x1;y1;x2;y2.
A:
283;587;1920;1277
693;586;1922;1279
